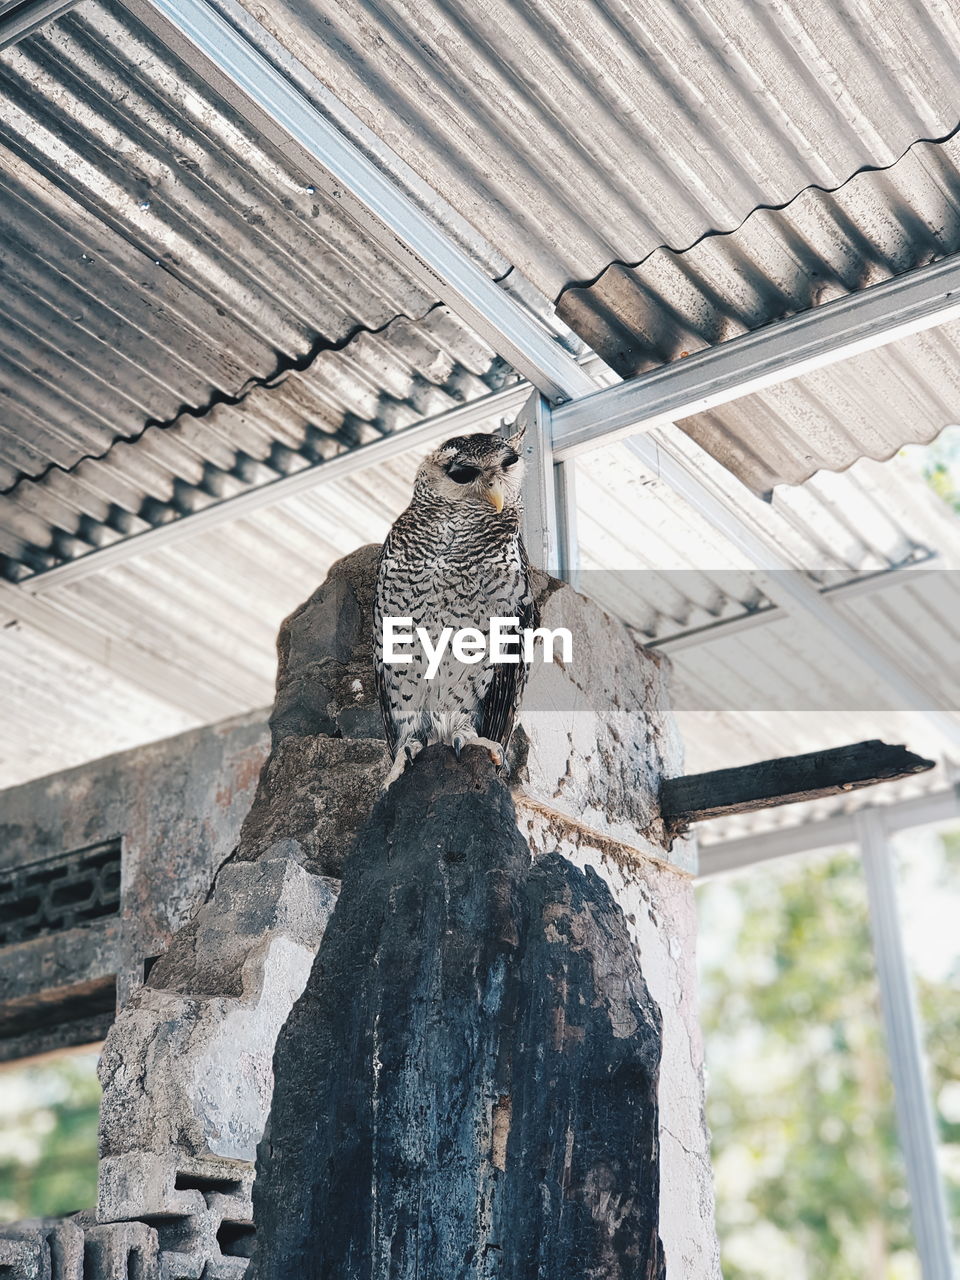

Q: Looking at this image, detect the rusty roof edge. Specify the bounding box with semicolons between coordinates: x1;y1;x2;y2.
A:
0;299;452;500
553;113;960;307
0;304;534;583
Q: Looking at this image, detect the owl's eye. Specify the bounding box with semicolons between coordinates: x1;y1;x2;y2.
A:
447;464;481;484
502;452;519;468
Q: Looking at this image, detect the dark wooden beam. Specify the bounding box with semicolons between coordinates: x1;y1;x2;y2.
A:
660;740;935;835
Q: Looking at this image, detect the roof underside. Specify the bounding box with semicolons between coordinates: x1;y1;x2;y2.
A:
2;0;960;830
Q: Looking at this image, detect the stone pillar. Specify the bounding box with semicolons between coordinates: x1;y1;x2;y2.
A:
83;544;717;1279
250;747;668;1278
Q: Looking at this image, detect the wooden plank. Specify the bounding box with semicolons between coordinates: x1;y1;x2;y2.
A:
660;740;935;834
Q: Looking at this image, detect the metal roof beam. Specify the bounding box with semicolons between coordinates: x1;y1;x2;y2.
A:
697;785;960;877
623;434;960;755
24;378;539;593
652;562;937;654
134;0;595;407
552;254;960;457
858;808;956;1280
24;0;958;758
0;0;79;51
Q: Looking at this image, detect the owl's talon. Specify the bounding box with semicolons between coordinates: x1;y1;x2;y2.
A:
452;735;504;768
383;740;423;790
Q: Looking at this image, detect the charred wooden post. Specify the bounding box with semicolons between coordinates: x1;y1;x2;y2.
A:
249;746;665;1280
660;740;935;835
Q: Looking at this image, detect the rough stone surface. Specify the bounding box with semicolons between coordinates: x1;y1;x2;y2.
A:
519;807;720;1280
0;1218;87;1280
519;568;686;866
98;861;337;1191
269;542;383;747
239;544;692;875
0;1232;50;1280
250;747;666;1280
81;1223;159;1280
233;737;387;877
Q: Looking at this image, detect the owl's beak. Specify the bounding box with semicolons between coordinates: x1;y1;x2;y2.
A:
484;476;505;513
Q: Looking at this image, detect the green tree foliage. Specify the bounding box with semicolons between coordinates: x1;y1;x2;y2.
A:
698;845;958;1280
911;427;960;515
0;1051;100;1222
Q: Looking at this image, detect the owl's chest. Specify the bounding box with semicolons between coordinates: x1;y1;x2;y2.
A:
381;517;525;618
384;573;522;642
396;543;522;601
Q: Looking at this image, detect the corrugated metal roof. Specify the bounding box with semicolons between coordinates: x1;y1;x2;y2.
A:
667;575;960;719
4;0;960;560
241;0;960;299
0;0;444;487
0;620;197;785
557;133;960;375
676;324;960;493
4;0;960;801
558;133;960;489
0;304;515;578
0;453;420;785
574;433;960;641
573;436;960;773
576;435;960;762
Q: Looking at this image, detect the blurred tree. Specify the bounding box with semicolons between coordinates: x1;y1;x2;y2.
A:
908;426;960;514
0;1051;100;1223
698;845;958;1280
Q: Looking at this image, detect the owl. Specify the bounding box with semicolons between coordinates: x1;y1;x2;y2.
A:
374;428;536;787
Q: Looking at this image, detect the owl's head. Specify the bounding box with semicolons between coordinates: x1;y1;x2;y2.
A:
416;429;525;514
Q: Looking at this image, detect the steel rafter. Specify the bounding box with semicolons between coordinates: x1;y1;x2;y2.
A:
551;254;960;458
857;809;956;1280
697;786;960;877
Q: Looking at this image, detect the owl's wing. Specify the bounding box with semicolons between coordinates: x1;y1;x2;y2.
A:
373;546;400;757
479;549;538;749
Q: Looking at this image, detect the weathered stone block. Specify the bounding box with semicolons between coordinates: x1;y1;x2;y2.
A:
519;808;719;1279
269;543;382;746
516;567;689;868
0;714;269;1024
241;545;690;873
98;861;337;1214
73;541;715;1277
0;1232;50;1280
0;1217;87;1280
82;1223;159;1280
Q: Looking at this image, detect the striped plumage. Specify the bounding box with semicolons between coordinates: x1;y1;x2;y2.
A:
374;429;535;787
